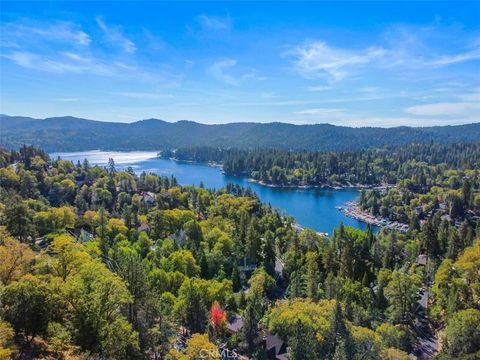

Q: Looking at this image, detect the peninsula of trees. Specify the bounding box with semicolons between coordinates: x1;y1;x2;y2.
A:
162;143;480;187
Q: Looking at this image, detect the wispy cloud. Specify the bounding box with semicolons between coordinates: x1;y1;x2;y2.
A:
3;51;117;75
459;91;480;102
0;17;183;84
118;92;174;100
405;102;480;117
307;85;332;92
1;20;91;47
357;86;381;93
295;108;344;115
96;16;136;54
57;98;80;102
207;58;260;86
208;58;239;85
348;116;470;127
286;25;480;83
197;14;232;31
382;24;480;68
284;40;386;81
431;49;480;66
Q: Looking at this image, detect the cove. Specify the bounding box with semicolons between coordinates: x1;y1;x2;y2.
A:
52;150;374;235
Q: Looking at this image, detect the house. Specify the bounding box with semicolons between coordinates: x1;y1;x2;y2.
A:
415;254;427;266
139;191;156;206
256;333;288;360
138;222;150;233
237;256;257;275
170;229;187;246
79;228;94;242
68;228;94;243
226;315;244;335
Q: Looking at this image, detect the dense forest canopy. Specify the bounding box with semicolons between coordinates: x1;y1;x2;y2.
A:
2;115;480;152
162;143;480;187
0;145;479;359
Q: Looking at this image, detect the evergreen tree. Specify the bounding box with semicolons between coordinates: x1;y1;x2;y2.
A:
447;228;461;259
305;252;322;301
261;230;276;277
421;220;440;258
288;319;318;360
231;262;241;292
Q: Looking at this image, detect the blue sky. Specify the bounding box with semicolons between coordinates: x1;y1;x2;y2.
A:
1;1;479;126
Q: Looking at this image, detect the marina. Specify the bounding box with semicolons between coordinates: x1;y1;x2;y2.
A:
337;201;410;233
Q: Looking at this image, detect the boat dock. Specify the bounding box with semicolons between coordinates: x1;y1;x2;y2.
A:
337;201;409;233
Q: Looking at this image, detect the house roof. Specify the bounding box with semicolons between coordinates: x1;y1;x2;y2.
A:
265;334;287;356
255;333;287;358
227;315;244;333
138;223;150;232
415;254;427;266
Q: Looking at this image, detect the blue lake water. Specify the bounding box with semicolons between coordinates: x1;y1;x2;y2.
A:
52;150;373;235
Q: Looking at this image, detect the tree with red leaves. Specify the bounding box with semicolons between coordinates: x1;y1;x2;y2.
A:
210;301;226;331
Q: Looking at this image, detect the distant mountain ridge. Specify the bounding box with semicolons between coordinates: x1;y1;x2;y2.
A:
1;114;479;152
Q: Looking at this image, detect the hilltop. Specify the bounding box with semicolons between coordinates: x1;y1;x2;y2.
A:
1;114;479;152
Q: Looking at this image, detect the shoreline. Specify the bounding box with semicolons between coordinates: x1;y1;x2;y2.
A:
242;177;393;191
338;201;409;233
162;157;224;169
291;222;329;238
162;157;395;191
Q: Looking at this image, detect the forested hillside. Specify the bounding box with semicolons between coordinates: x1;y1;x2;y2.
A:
1;115;480;152
0;145;479;359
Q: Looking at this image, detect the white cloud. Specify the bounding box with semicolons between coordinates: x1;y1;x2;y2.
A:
197;14;231;31
118;92;174;100
286;26;480;83
208;58;239;85
207;58;260;86
57;98;80;102
3;51;115;75
348;116;471;127
307;85;332;92
96;16;136;54
1;20;91;47
358;86;380;93
405;102;480;116
295;108;344;115
1;18;182;84
61;52;91;62
2;51;165;81
431;49;480;66
382;24;480;68
284;40;386;81
458;92;480;102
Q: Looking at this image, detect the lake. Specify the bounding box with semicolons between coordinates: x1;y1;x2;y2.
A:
51;150;373;235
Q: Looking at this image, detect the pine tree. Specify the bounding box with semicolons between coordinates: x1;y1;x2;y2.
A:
447;228;461;259
232;262;241;292
437;220;450;255
421;220;440;258
305;252;322;301
288;319;318;360
261;230;276;277
289;270;305;298
339;240;354;279
331;301;353;359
